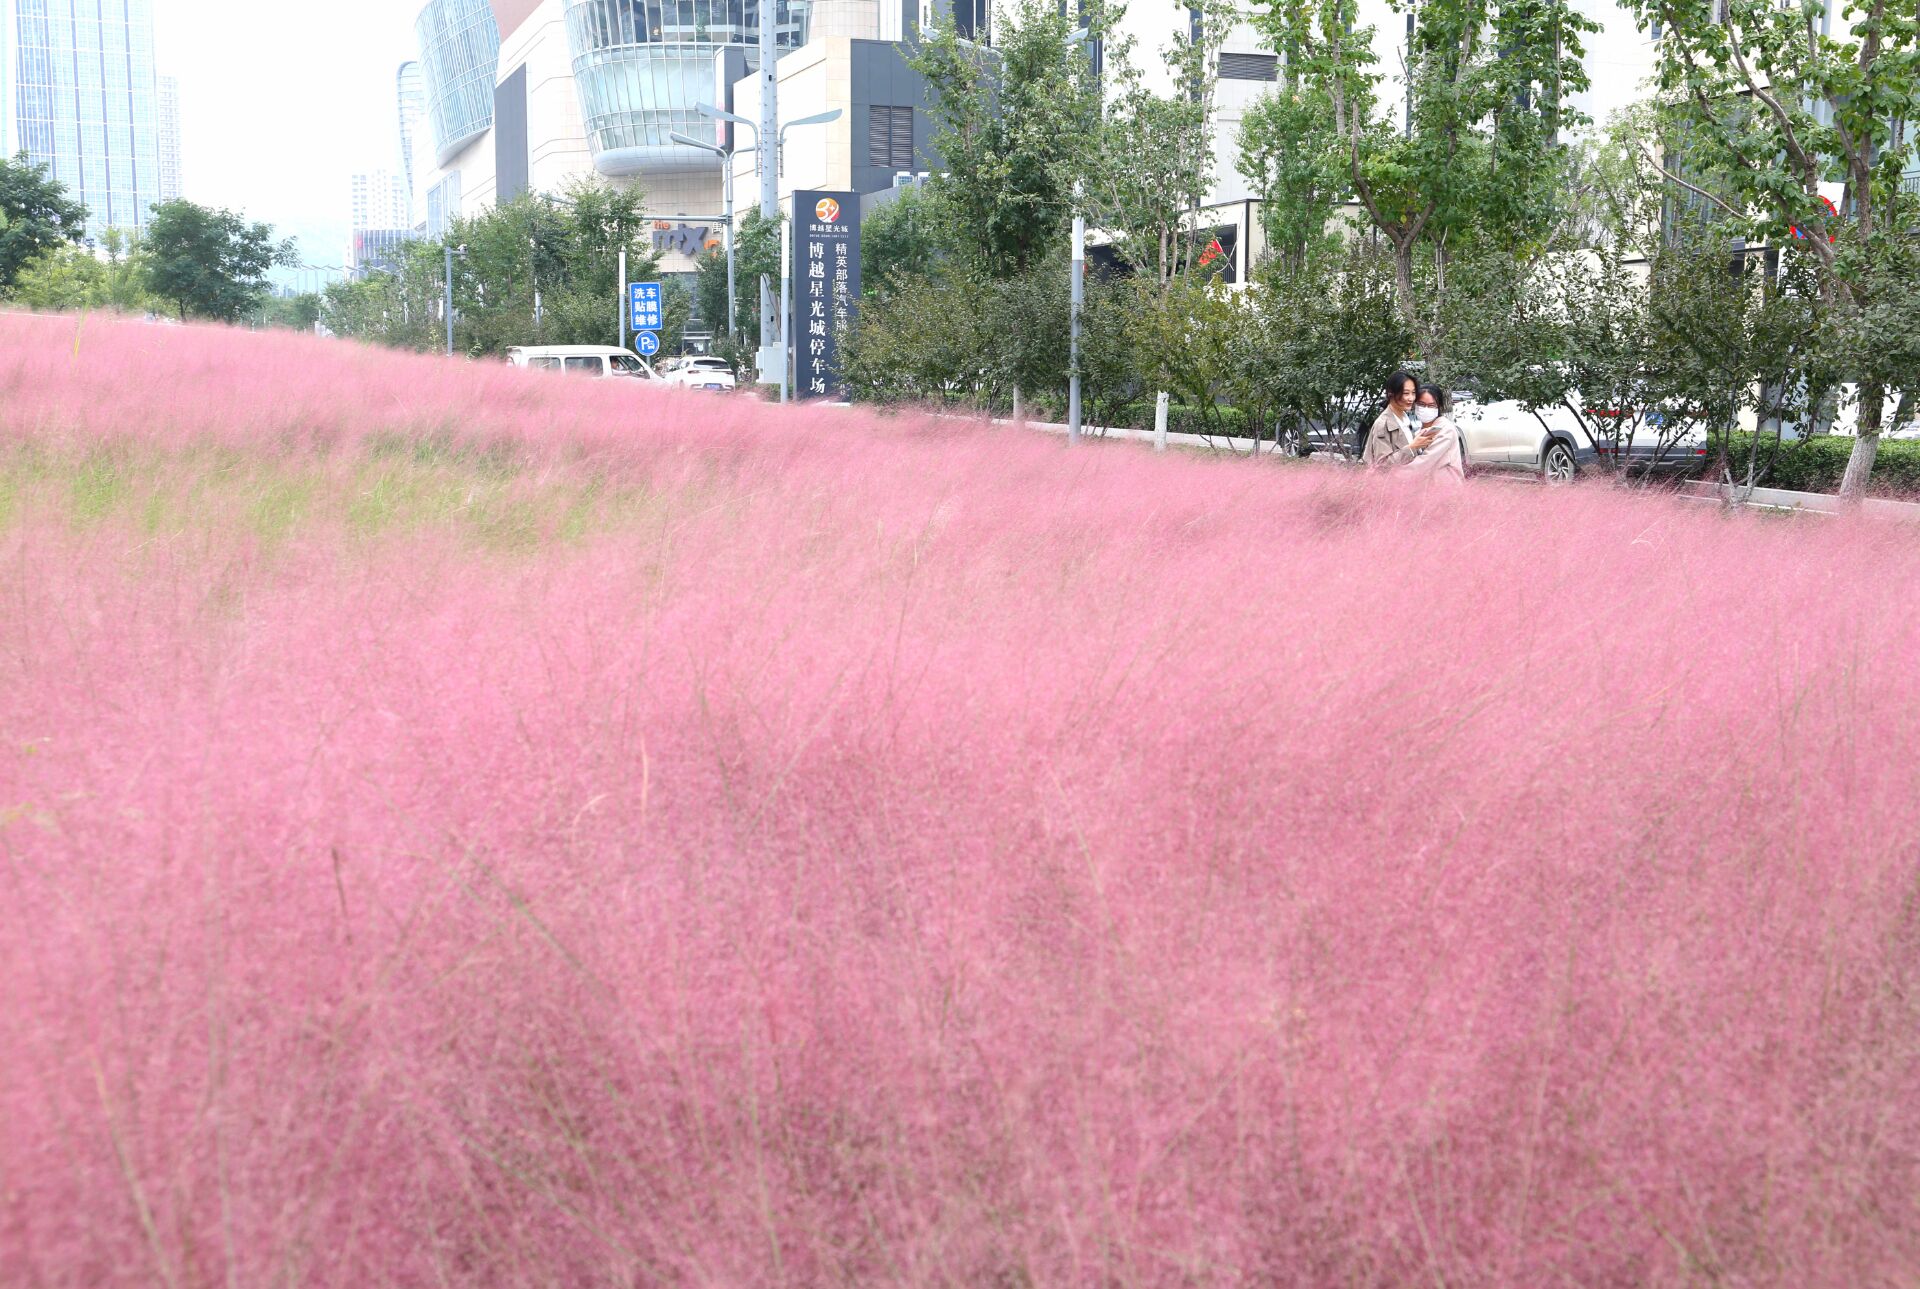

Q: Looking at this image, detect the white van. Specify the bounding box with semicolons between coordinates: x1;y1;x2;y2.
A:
506;345;657;381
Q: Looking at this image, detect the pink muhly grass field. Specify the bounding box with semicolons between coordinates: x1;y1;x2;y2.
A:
2;311;1918;1285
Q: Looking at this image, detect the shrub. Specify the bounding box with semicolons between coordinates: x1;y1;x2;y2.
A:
1715;431;1920;495
1119;400;1252;438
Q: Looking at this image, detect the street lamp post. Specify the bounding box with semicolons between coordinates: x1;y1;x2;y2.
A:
1066;27;1092;446
695;104;837;401
758;0;779;370
774;108;843;405
444;241;466;356
668;129;741;337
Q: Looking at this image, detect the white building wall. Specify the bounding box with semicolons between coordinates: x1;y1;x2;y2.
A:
498;0;598;193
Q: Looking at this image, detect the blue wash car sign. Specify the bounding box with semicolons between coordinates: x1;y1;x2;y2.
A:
635;331;660;357
629;282;662;332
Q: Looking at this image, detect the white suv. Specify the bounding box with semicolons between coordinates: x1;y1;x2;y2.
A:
660;355;737;392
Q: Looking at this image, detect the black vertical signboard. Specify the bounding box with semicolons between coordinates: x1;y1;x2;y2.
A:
791;190;860;400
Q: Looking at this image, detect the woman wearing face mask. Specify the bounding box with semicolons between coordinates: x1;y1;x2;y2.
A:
1406;383;1466;484
1362;370;1441;469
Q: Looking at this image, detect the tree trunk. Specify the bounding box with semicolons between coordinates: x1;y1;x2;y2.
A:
1839;384;1885;502
1391;239;1416;330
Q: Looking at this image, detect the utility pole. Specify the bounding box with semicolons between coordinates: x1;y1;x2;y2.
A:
1067;27;1093;444
1069;181;1084;445
443;242;465;356
758;0;780;389
619;246;628;352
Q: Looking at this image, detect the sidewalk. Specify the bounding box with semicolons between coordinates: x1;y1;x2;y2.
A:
1679;480;1920;522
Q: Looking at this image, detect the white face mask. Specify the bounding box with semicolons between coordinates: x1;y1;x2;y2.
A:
1415;406;1440;426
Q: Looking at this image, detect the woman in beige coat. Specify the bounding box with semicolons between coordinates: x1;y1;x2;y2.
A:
1362;371;1463;484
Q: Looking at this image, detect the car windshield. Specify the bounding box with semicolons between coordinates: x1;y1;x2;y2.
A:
609;354;648;375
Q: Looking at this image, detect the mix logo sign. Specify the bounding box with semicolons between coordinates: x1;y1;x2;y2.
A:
791;190;861;402
652;221;722;258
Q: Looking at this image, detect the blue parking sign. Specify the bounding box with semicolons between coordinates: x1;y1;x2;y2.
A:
629;281;663;332
636;331;660;357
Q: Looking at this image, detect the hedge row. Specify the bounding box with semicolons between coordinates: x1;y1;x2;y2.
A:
1717;432;1920;496
1119;403;1252;438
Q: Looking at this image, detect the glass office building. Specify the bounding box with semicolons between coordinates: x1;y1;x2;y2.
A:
397;60;427;210
416;0;502;164
562;0;811;175
5;0;163;231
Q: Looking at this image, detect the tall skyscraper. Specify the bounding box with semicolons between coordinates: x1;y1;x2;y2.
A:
2;0;164;232
157;74;183;205
397;61;428;227
350;169;411;234
349;168;413;273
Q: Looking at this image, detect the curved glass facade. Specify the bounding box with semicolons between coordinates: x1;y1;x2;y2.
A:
416;0;502;165
563;0;811;176
397;61;427;205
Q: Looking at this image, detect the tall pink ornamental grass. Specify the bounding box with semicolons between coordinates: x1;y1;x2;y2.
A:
2;311;1918;1285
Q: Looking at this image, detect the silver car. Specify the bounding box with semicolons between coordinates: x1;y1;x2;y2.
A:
1449;394;1709;482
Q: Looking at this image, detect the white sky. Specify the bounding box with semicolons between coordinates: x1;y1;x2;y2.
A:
153;0;422;277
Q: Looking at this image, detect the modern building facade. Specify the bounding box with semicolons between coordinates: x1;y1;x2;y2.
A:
352;169;412;234
411;0;820;266
350;168;415;273
156;73;181;204
401;0;1727;298
397;61;430;227
2;0;164;232
417;0;505;166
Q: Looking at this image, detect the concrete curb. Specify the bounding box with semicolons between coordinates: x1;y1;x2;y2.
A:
1680;480;1920;521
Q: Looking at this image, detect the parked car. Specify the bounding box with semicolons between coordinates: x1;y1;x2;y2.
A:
506;345;657;381
660;355;738;392
1447;393;1709;482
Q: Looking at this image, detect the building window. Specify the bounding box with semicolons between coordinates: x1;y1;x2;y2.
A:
869;105;914;170
1218;52;1278;81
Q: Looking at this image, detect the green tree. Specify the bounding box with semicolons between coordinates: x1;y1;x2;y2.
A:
1256;244;1416;455
693;206;780;370
1236;78;1345;270
859;185;946;291
320;241;446;351
445;180;663;356
7;227;158;313
1085;0;1239;283
0;153;89;291
1626;0;1920;497
842;263;998;405
145;200;295;322
1251;0;1595;356
911;0;1101;279
255;292;322;331
7;244;104;310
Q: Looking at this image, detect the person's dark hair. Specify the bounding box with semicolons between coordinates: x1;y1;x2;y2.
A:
1386;370;1418;400
1416;383;1449;412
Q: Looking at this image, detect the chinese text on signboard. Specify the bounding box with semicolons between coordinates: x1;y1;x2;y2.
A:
629;281;662;333
791;191;860;400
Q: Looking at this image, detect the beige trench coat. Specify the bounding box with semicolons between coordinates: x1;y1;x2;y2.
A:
1363;408;1464;484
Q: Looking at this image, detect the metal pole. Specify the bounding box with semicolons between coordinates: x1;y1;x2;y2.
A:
1069;180;1085;445
444;242;454;356
619;246;628;352
779;212;791;403
758;0;779;382
724;158;737;338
